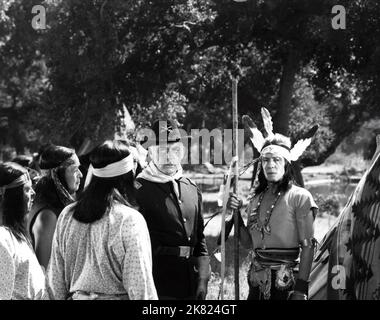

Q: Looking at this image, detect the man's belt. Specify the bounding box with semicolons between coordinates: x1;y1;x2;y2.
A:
155;246;194;258
253;247;300;268
69;291;129;300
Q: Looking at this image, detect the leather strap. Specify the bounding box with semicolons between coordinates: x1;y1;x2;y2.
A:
155;246;194;258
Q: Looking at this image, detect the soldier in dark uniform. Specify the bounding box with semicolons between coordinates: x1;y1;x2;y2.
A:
135;120;210;300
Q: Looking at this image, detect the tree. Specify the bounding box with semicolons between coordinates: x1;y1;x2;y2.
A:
0;0;48;154
35;0;215;149
0;0;14;22
2;0;380;167
179;0;380;166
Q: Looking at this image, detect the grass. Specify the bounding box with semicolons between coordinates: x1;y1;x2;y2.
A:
200;178;252;300
205;234;251;300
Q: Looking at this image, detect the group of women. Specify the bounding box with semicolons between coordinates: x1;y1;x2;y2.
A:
0;114;319;300
0;140;157;299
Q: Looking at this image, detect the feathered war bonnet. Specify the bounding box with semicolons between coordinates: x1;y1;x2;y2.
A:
245;107;318;194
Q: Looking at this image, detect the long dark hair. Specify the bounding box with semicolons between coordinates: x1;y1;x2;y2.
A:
254;161;295;195
33;145;76;210
254;134;295;195
72;140;138;223
0;162;29;242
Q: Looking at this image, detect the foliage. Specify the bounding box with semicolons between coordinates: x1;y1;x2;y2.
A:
200;0;380;167
0;0;48;153
1;0;380;165
289;76;336;166
0;0;14;22
179;0;378;165
314;193;341;217
33;0;216;148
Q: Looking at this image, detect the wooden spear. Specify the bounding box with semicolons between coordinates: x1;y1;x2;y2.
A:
232;77;240;300
220;160;234;300
220;77;240;300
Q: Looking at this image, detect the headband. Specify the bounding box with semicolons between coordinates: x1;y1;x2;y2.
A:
0;173;31;196
260;144;291;162
247;107;316;163
40;154;77;173
84;154;135;188
242;108;318;202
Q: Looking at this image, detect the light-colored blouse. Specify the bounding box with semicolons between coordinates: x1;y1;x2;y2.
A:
246;184;318;249
46;202;158;300
0;227;48;300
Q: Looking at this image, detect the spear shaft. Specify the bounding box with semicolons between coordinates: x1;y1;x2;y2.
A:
232;77;240;300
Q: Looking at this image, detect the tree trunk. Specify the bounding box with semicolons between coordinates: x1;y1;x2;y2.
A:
273;48;300;135
273;49;304;183
3;107;25;155
301;111;364;167
11;122;25;155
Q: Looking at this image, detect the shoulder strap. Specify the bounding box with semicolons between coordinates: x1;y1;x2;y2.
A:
184;177;198;188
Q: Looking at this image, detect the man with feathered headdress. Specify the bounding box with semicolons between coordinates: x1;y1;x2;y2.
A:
228;108;319;300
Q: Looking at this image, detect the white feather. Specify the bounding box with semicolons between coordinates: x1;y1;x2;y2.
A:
261;107;274;138
249;128;265;152
130;144;148;168
289;138;312;161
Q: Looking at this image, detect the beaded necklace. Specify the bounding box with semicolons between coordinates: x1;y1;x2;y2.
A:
249;186;282;240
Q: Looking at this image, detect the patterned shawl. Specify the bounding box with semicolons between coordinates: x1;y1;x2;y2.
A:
309;152;380;300
51;168;76;207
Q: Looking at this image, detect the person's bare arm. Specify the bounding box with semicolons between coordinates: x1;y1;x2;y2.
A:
32;209;57;269
291;205;318;300
298;245;314;282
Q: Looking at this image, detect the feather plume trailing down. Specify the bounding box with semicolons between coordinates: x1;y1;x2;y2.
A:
250;128;265;153
303;124;319;139
242;115;256;138
261;107;274;139
242;114;255;144
289;138;312;161
242;115;265;152
289;124;318;162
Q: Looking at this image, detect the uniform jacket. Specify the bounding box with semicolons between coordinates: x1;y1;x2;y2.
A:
135;176;208;299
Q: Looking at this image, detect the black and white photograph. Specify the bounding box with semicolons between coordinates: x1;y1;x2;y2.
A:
0;0;380;308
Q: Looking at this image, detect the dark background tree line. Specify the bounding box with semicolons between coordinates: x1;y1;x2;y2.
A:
1;0;379;165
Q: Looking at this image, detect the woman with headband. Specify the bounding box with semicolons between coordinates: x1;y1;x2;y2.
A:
0;162;48;299
228;109;318;300
47;140;157;300
28;145;83;269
